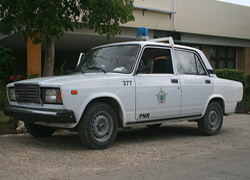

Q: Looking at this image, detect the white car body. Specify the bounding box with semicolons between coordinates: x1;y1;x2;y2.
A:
4;38;243;149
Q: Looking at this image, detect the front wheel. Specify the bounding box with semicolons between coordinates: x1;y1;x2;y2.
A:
25;122;55;138
198;102;223;135
78;102;118;149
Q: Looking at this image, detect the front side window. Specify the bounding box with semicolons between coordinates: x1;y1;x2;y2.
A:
76;45;139;74
175;50;206;75
137;48;173;74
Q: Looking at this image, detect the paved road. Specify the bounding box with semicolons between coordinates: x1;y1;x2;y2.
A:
80;147;250;180
0;114;249;180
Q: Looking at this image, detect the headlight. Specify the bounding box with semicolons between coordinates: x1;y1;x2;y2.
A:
42;88;62;104
8;87;16;102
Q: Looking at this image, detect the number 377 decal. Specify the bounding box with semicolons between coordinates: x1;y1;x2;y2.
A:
123;81;132;86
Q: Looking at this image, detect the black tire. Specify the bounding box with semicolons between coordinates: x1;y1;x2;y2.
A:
78;102;118;150
147;124;162;128
198;101;223;135
25;122;55;138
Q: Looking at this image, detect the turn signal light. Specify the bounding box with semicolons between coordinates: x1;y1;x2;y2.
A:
71;90;78;95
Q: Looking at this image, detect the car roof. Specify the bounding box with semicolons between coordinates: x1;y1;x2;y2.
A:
90;40;213;71
92;41;198;51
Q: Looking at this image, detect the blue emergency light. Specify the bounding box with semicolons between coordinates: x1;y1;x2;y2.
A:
136;27;149;41
137;27;148;36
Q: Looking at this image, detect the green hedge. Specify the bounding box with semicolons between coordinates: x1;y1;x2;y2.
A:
246;75;250;86
215;69;245;84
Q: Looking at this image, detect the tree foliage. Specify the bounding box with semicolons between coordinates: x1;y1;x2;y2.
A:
0;0;135;40
0;0;135;75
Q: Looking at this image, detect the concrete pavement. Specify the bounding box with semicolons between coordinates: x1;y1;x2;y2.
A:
0;113;249;180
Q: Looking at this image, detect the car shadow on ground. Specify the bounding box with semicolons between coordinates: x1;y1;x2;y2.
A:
12;123;203;151
115;124;201;144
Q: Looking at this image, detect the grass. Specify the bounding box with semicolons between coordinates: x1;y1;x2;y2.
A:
0;111;17;134
0;110;11;123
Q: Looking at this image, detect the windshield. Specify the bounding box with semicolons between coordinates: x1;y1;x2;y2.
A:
75;45;139;74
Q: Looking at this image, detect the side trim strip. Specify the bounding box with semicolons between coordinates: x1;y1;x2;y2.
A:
126;114;202;127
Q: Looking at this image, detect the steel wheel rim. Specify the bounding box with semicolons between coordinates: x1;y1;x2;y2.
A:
208;109;220;130
91;111;113;143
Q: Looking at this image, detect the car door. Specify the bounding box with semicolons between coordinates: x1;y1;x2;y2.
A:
174;49;213;116
134;47;181;121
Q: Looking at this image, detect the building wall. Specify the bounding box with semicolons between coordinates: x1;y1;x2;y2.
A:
134;0;173;11
175;0;250;40
246;48;250;75
123;0;174;30
124;0;250;41
237;48;250;75
123;9;172;30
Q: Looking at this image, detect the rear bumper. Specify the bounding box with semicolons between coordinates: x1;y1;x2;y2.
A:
4;106;76;124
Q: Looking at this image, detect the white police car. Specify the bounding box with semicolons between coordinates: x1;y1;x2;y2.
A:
4;37;243;149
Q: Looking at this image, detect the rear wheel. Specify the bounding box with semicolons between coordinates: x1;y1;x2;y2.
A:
198;101;223;135
25;123;55;138
78;102;118;149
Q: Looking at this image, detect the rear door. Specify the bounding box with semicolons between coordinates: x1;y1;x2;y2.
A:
174;49;213;116
134;47;181;121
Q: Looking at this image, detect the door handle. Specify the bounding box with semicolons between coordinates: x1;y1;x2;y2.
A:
171;79;178;84
205;80;211;84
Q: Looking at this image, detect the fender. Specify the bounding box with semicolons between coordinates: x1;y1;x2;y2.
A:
202;94;225;116
76;92;127;125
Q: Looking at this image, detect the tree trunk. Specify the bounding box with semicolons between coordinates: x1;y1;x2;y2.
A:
43;36;55;76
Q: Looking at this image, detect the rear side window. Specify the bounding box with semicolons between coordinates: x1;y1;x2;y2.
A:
175;50;206;75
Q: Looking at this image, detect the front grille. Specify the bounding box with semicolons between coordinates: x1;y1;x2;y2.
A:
15;84;41;104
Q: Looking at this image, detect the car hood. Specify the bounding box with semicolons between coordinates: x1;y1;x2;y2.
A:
12;73;128;87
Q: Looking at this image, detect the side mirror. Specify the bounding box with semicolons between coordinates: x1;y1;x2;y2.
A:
76;53;85;67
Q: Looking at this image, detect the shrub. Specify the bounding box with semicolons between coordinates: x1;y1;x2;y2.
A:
0;80;8;109
0;45;14;84
245;86;250;95
215;69;245;84
246;75;250;87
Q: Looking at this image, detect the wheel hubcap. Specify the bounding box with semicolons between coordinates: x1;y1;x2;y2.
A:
91;112;113;142
208;109;220;130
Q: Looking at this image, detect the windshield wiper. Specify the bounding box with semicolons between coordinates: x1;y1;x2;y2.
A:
88;66;106;73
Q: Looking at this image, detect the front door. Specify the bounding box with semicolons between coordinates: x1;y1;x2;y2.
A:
135;47;181;121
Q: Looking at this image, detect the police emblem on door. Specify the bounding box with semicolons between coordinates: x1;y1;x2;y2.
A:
156;88;167;103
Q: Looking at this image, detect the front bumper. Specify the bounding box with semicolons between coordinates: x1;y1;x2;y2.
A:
4;106;76;124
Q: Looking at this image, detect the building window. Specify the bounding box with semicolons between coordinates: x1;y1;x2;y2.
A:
209;46;236;69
